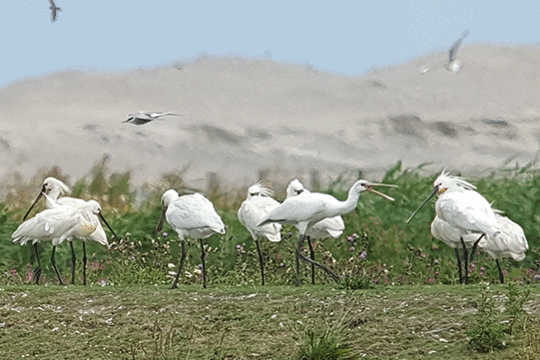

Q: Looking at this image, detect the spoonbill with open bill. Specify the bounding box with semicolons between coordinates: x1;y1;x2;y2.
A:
258;179;396;286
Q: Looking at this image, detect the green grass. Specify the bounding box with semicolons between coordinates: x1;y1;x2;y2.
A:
0;284;538;359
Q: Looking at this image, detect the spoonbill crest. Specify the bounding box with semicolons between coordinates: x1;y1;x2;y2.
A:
286;179;345;284
258;179;396;286
156;189;226;289
238;183;282;285
123;112;181;126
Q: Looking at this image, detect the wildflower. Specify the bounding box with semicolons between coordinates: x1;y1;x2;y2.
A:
480;267;485;271
280;263;285;267
10;269;17;277
162;232;168;237
276;253;281;261
434;259;439;265
359;251;367;259
434;271;439;276
168;263;176;268
194;269;202;275
97;279;108;287
534;274;540;281
350;246;355;252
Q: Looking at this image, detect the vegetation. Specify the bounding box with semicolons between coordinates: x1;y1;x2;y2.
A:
0;160;539;358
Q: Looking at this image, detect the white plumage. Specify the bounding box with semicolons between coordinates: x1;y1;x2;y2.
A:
259;179;395;286
286;179;344;240
238;183;282;285
156;189;225;289
123;111;181;126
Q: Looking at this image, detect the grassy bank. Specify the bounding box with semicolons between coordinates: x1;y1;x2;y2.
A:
0;284;538;359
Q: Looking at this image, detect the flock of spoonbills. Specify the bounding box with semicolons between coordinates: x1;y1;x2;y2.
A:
12;170;528;288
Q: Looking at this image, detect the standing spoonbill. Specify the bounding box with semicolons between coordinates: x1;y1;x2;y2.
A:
407;170;501;284
258;179;396;286
23;177;118;285
156;190;226;289
123;112;181;126
238;183;282;285
481;213;528;283
286;179;344;285
13;199;105;285
430;216;486;284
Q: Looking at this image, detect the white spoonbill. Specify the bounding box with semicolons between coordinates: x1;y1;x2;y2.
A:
481;213;528;283
238;183;282;285
407;170;501;284
258;179;396;286
13;199;104;285
431;216;486;284
286;179;345;285
49;0;61;22
156;190;226;289
23;177;117;285
123;112;181;126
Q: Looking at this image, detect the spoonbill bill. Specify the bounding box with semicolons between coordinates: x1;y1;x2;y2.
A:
407;170;501;284
156;190;226;289
286;179;344;285
49;0;61;22
123;112;181;126
13;199;105;285
23;177;117;285
258;179;396;286
238;183;282;285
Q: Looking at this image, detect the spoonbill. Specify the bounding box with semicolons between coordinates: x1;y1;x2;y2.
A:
286;179;344;285
23;177;117;285
49;0;61;22
156;190;226;289
481;213;528;283
13;199;105;285
123;112;181;126
407;170;501;284
430;216;486;284
238;183;282;285
258;179;396;286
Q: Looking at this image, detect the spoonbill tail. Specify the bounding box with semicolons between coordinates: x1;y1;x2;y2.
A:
123;112;181;126
238;183;282;285
407;170;501;284
156;190;226;289
23;177;118;285
286;179;344;285
258;179;396;286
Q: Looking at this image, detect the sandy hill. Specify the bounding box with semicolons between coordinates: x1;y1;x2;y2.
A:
1;44;539;194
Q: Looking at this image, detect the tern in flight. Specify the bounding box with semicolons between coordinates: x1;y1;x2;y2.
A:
123;112;181;126
49;0;61;22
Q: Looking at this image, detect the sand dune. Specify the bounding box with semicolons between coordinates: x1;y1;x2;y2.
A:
1;44;539;194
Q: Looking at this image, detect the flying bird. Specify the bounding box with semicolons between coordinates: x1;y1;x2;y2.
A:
156;190;226;289
238;183;282;285
259;179;396;286
123;112;181;126
447;29;469;73
23;177;117;285
286;179;344;285
407;170;501;284
49;0;61;22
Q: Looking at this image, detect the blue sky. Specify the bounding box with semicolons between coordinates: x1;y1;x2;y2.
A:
1;1;538;87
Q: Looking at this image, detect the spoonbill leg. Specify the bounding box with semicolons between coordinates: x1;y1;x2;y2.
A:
199;239;207;289
171;240;187;289
50;246;64;285
254;239;265;286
